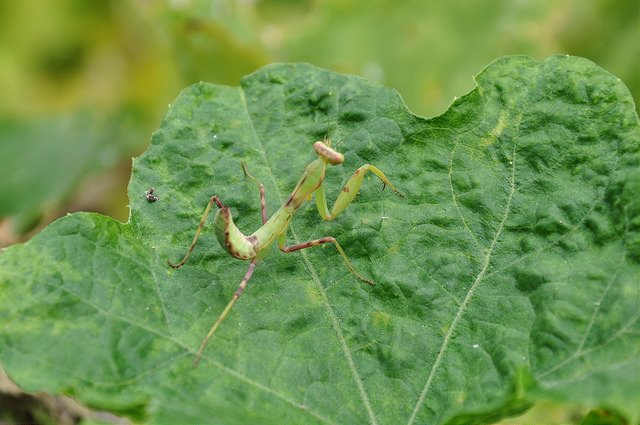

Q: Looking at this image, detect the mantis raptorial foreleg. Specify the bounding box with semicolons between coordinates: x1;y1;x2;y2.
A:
315;163;400;221
168;137;402;364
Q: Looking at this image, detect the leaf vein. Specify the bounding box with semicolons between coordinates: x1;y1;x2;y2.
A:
537;226;631;379
238;87;377;425
150;249;172;333
448;136;488;256
37;276;332;423
407;140;518;425
483;127;624;282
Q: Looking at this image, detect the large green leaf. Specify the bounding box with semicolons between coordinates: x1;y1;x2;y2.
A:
1;56;638;424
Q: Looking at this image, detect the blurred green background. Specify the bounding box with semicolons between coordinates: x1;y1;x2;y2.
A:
0;0;637;246
0;1;637;423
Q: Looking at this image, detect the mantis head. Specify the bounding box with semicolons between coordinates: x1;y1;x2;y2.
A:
313;137;344;165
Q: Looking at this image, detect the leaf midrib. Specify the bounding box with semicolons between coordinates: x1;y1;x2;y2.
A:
238;86;378;425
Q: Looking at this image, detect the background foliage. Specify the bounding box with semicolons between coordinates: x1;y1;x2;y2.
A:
0;0;638;241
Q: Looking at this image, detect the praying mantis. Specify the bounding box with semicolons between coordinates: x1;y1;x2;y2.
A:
168;133;402;365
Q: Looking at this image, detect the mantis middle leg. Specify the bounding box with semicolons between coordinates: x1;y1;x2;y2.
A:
242;162;268;224
167;196;224;269
277;224;375;285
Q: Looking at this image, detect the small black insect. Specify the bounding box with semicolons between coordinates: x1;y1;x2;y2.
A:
145;188;159;202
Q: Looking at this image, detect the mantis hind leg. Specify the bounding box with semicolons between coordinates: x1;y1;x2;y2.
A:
193;258;258;366
315;164;402;221
167;196;224;269
277;225;374;285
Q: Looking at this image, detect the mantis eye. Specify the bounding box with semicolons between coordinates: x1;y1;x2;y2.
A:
313;140;344;165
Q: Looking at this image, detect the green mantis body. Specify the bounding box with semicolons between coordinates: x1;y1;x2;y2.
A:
169;138;401;365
